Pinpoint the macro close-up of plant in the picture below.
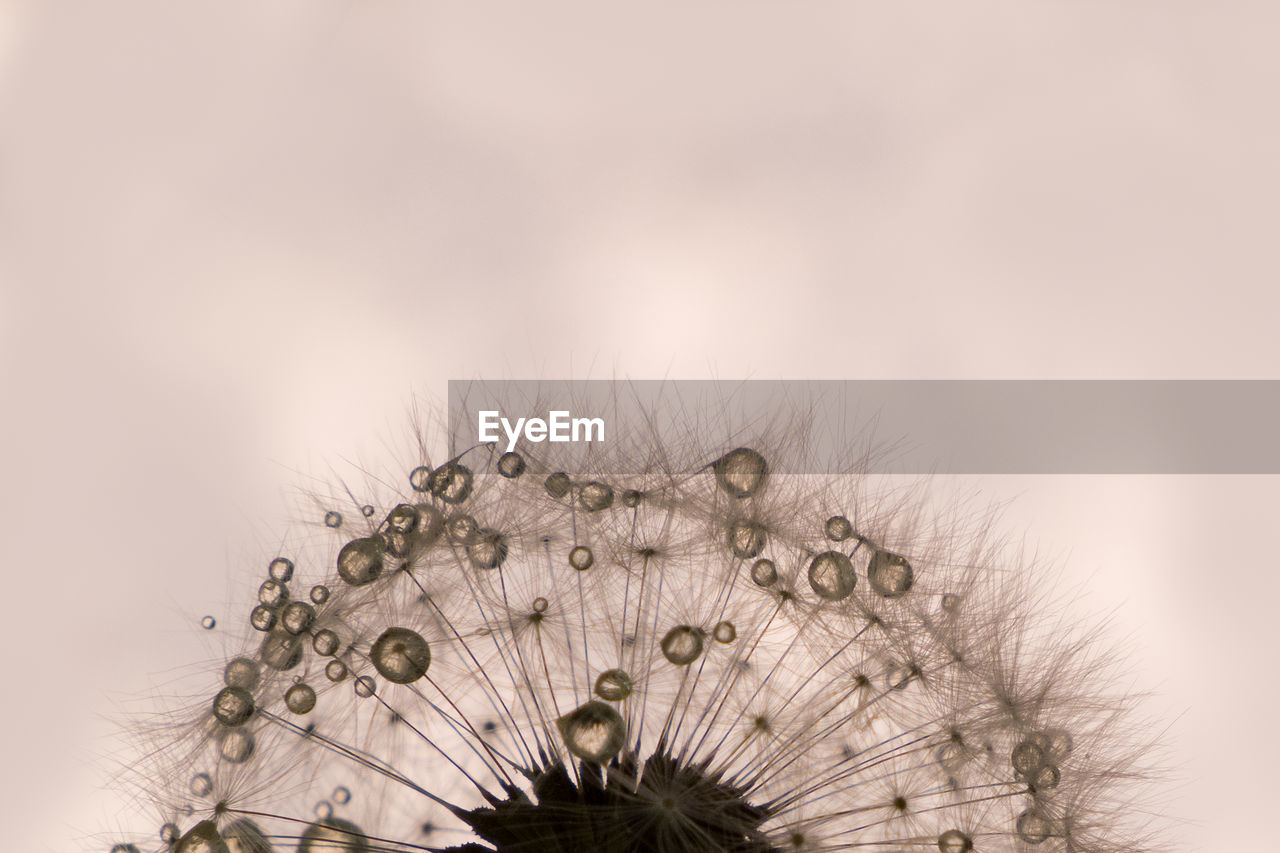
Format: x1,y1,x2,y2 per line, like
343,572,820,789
102,402,1162,853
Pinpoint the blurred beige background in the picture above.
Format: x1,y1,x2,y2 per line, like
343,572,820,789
2,1,1276,849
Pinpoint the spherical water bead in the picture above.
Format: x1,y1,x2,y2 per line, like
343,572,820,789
1030,763,1061,790
224,657,260,689
285,683,317,714
259,629,303,671
713,621,737,643
532,596,549,613
315,801,333,819
110,845,141,853
1044,728,1074,762
325,659,348,682
332,785,351,805
867,549,914,598
621,489,643,508
885,661,915,690
160,823,179,843
568,545,594,571
824,515,853,541
188,772,212,797
323,511,343,529
466,529,508,569
218,728,255,763
558,700,626,764
446,514,480,544
940,593,962,614
310,584,330,604
594,668,634,701
1011,739,1047,776
712,447,767,498
337,537,385,586
268,557,294,582
212,686,254,726
750,558,777,587
579,481,614,511
281,601,315,634
544,471,571,499
661,625,704,665
313,628,340,656
249,605,276,632
371,627,431,683
354,675,377,697
727,519,768,559
1016,809,1052,844
200,615,216,630
222,820,271,853
807,551,856,601
361,504,375,517
257,579,288,607
497,451,526,478
428,462,474,504
174,821,225,853
298,818,370,853
937,829,973,852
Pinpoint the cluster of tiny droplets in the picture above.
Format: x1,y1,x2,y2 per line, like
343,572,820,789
110,430,1154,853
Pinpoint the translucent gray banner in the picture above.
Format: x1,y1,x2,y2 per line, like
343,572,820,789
447,380,1280,474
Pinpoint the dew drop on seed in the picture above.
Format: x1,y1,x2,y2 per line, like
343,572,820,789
224,658,260,689
280,602,315,635
160,823,179,843
661,625,704,665
1011,739,1046,776
361,504,374,517
750,558,777,587
337,537,385,586
285,683,317,714
268,557,294,582
1030,763,1061,790
713,447,767,498
218,728,255,763
1044,728,1074,762
621,489,643,507
371,627,432,683
579,481,614,511
249,605,276,632
257,579,288,607
544,472,571,499
446,514,479,544
466,529,508,570
713,621,737,643
314,801,332,819
497,451,525,478
808,551,856,601
174,821,225,853
188,773,212,797
110,845,140,853
558,700,626,764
594,668,634,701
885,662,915,690
727,519,768,559
259,629,303,671
200,615,216,630
298,818,369,853
408,465,431,491
212,686,254,726
824,515,853,541
1016,810,1052,844
222,819,271,853
332,786,350,804
310,584,330,605
428,462,473,504
940,593,961,614
384,503,418,534
324,511,343,529
867,550,914,598
313,629,340,657
325,660,348,682
569,545,594,571
532,597,549,613
937,829,972,852
353,675,376,697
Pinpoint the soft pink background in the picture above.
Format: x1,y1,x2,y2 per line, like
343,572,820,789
2,2,1275,849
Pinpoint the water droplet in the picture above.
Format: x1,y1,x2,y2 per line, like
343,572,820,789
360,504,375,517
466,529,508,570
544,472,571,499
353,675,377,698
713,621,737,643
446,514,479,544
284,683,317,714
428,462,473,504
249,605,277,632
259,629,303,671
200,615,216,630
174,821,225,853
937,829,972,852
298,818,368,853
188,773,212,797
313,629,340,657
497,451,526,478
867,550,914,598
323,511,343,529
712,448,767,498
750,559,777,587
371,627,431,683
110,845,141,853
268,557,294,582
212,686,254,726
1044,728,1074,762
940,593,961,614
807,551,856,600
281,601,315,635
222,819,271,853
558,700,626,763
408,466,432,491
661,625,704,665
568,545,594,571
314,801,333,820
824,515,853,541
593,668,633,701
325,659,348,682
332,785,351,804
579,481,614,511
223,658,260,689
160,823,179,843
532,597,549,613
727,519,767,559
337,537,385,586
257,579,288,607
310,584,331,605
218,728,255,763
1015,810,1052,844
621,489,643,507
1011,739,1046,776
